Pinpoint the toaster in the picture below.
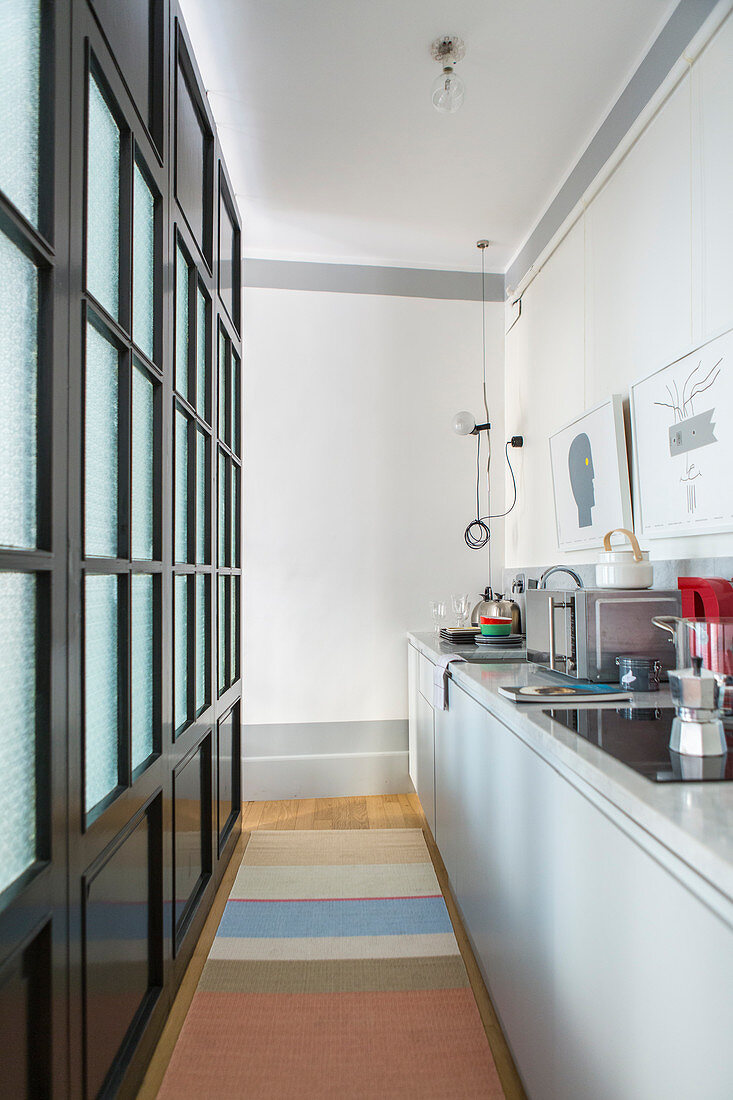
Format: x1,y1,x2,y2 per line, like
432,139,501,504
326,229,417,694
525,587,681,682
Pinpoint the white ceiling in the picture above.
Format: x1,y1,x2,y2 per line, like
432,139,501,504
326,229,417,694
180,0,678,271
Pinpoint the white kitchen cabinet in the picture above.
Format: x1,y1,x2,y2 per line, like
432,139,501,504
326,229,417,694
415,691,436,836
407,643,418,791
407,643,436,835
437,682,556,1095
433,687,466,895
417,650,433,702
435,677,733,1100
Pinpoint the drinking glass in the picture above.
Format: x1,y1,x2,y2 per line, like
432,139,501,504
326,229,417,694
431,600,446,636
451,593,470,627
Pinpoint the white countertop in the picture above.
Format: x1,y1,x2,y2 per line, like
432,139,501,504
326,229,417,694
409,631,526,662
408,631,733,915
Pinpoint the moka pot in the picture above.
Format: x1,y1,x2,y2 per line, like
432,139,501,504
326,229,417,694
667,656,728,757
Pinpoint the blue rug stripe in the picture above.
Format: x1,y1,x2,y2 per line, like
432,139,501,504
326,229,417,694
217,896,453,939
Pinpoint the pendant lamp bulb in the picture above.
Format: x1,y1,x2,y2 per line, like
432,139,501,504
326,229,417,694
430,36,466,113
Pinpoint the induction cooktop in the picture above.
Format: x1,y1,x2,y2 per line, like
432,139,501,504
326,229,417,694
544,706,733,783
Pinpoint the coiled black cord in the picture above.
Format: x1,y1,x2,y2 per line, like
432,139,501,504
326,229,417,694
463,437,518,550
464,519,491,549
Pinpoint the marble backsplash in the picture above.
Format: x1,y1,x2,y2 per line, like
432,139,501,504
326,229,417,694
494,558,733,641
501,557,733,596
495,559,733,640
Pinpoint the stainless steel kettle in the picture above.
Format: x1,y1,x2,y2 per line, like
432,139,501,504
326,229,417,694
471,587,521,633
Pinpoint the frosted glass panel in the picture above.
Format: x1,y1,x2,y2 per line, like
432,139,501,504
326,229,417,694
85,323,119,557
85,574,119,812
0,572,37,894
175,408,188,562
218,450,226,567
230,575,239,686
131,574,154,769
196,286,207,416
231,463,239,568
133,163,155,359
218,575,226,696
218,329,228,445
175,244,189,397
0,0,40,225
0,229,38,549
131,363,154,559
87,74,120,318
174,575,188,733
196,428,206,563
231,351,240,455
195,573,206,712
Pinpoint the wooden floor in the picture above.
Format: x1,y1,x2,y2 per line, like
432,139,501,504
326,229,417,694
137,794,526,1100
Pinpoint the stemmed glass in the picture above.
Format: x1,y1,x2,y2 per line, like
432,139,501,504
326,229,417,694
431,601,446,636
451,593,471,627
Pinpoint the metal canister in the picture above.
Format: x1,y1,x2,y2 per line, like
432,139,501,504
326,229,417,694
615,655,662,692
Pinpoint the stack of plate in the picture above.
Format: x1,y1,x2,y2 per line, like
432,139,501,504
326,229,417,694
440,626,480,643
474,632,524,647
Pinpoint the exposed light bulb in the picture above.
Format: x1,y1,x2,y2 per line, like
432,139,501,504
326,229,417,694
452,411,476,436
432,66,465,113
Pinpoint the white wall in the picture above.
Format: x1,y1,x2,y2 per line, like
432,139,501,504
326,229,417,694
244,288,504,728
505,7,733,567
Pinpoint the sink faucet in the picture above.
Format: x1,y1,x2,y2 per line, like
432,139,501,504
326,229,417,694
539,565,584,589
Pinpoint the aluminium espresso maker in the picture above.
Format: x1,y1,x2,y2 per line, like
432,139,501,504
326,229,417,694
667,656,728,757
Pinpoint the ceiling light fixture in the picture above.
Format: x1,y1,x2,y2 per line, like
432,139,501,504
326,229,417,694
430,35,466,114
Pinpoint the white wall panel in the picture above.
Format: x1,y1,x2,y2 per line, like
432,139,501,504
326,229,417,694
506,35,733,567
693,11,733,343
505,219,586,566
585,74,692,405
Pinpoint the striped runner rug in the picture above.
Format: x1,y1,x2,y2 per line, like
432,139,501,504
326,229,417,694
158,829,504,1098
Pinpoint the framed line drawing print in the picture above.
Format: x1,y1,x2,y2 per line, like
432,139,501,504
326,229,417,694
631,327,733,538
549,395,633,551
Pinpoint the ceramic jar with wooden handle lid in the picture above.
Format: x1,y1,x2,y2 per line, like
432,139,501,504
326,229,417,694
596,528,654,589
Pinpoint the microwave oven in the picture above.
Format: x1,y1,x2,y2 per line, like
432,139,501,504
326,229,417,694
525,587,681,682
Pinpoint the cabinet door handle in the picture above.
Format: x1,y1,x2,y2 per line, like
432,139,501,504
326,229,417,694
548,598,568,671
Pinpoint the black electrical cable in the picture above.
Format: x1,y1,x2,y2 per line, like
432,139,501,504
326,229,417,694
463,438,518,550
464,518,490,550
464,431,490,548
484,441,518,521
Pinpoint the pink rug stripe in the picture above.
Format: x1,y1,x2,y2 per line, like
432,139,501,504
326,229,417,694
158,989,504,1099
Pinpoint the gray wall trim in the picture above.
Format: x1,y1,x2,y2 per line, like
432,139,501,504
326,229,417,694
242,749,411,800
244,258,505,302
243,721,411,798
505,0,719,293
246,750,407,764
244,719,408,759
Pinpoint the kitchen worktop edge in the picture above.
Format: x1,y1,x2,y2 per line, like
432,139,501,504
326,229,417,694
408,631,733,914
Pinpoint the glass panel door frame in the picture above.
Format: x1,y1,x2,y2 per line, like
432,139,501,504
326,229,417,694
66,8,171,1097
0,0,71,1094
168,12,242,997
0,0,244,1094
67,2,243,1095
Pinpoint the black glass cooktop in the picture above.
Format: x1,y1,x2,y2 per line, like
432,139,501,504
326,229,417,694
544,706,733,783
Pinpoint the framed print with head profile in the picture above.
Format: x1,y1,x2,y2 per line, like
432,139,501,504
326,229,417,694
549,395,633,551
